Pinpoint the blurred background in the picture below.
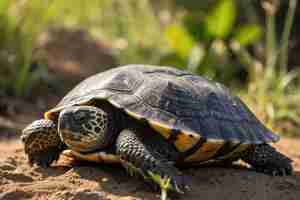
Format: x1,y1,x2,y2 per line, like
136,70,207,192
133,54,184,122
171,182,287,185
0,0,300,138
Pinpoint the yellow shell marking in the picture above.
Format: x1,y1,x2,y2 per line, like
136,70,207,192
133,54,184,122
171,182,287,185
125,109,201,151
45,100,98,120
44,109,60,120
185,140,225,162
124,110,143,120
124,110,170,139
174,131,200,152
148,121,172,139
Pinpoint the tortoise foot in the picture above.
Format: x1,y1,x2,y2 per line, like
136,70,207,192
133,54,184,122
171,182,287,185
242,144,293,176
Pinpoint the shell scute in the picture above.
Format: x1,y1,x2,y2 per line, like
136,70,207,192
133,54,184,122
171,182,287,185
45,65,279,160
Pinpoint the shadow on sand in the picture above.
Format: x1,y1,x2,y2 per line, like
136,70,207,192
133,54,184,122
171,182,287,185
40,159,300,200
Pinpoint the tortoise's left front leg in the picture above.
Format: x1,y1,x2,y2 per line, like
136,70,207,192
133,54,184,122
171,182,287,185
241,144,293,176
116,127,188,198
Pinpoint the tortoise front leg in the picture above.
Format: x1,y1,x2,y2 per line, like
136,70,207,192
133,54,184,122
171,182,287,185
116,127,188,200
241,144,293,176
21,119,66,167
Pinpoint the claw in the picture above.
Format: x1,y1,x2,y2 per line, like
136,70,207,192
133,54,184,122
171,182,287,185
171,179,184,194
184,184,191,191
161,188,168,200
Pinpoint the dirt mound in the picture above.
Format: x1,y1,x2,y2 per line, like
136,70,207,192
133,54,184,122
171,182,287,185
0,138,299,200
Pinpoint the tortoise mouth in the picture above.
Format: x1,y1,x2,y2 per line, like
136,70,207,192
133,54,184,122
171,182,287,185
58,128,103,153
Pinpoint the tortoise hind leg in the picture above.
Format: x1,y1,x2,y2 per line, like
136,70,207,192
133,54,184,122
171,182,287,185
116,127,187,198
241,144,293,176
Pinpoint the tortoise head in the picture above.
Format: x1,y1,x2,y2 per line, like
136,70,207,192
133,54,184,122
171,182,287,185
58,105,113,152
21,119,65,167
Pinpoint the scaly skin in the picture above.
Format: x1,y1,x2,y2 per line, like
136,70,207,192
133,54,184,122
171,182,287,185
241,144,293,176
21,104,121,166
21,103,293,200
21,119,65,167
116,127,187,194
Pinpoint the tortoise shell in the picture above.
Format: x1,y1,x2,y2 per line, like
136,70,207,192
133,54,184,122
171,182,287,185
45,65,279,162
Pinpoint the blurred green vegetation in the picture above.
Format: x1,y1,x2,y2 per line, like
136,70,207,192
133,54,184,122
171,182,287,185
162,0,266,82
0,0,165,96
0,0,299,136
0,0,51,96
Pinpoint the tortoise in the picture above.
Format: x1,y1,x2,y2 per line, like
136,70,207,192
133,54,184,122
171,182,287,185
21,64,292,199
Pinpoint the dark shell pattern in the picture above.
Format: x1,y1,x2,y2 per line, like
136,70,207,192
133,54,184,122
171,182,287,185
45,65,279,161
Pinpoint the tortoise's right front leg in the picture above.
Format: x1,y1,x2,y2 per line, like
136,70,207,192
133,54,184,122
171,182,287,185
116,127,188,199
21,119,66,167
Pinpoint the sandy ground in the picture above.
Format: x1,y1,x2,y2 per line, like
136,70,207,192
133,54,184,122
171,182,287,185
0,138,299,200
1,27,299,200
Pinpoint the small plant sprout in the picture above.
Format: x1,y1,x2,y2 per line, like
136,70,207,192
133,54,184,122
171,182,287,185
148,171,174,200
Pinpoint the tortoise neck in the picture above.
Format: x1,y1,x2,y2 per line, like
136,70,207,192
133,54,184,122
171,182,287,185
113,107,129,130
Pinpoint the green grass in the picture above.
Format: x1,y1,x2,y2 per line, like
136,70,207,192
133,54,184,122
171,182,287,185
239,0,300,136
0,0,58,96
242,64,300,136
0,0,165,97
